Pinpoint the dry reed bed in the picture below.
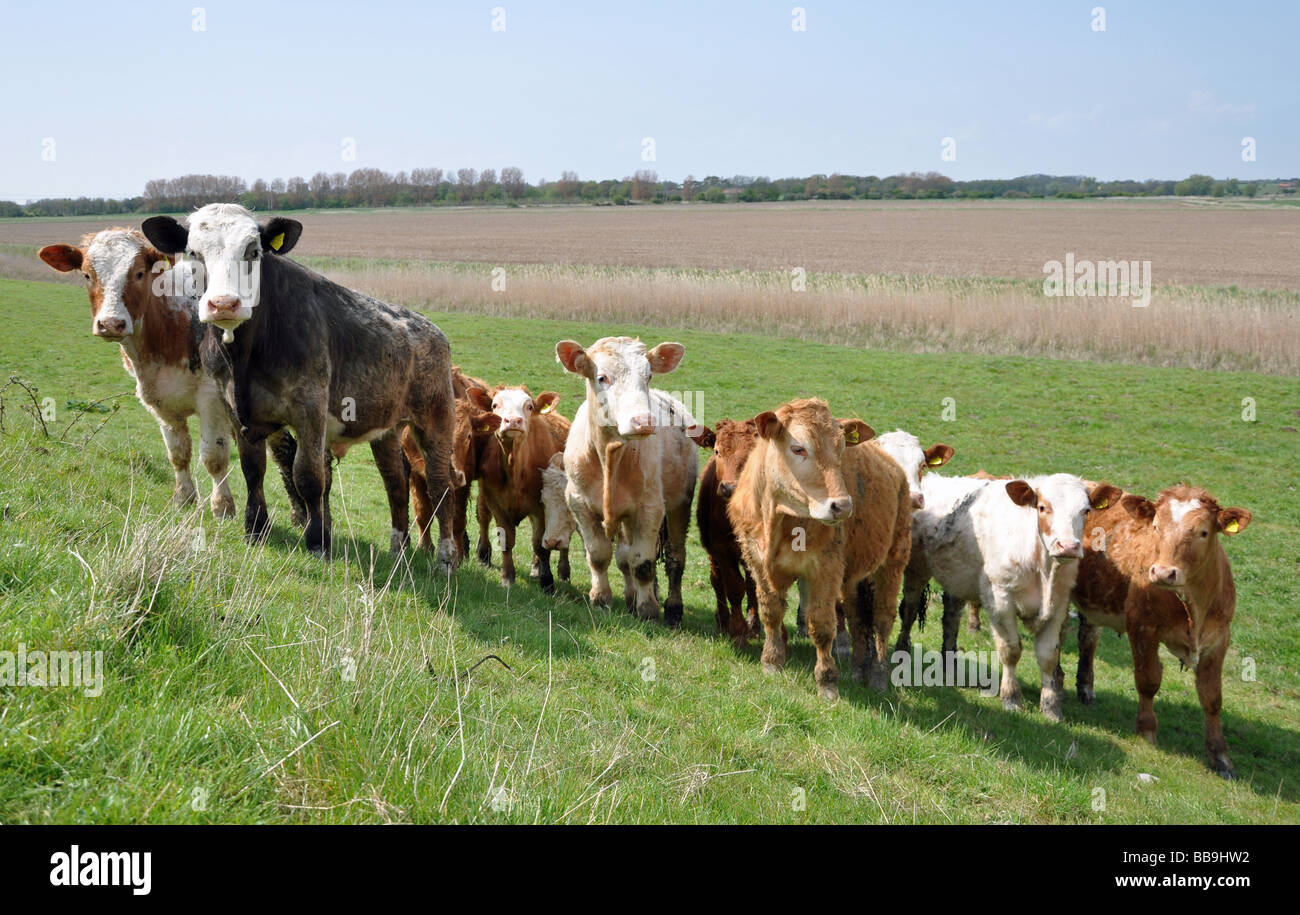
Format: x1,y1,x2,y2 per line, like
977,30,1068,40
312,259,1300,375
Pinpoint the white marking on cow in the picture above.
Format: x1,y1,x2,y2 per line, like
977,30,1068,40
1169,499,1201,524
85,232,143,335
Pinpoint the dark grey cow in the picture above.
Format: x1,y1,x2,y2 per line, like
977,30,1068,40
142,204,457,566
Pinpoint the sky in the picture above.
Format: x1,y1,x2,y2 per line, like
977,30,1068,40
1,0,1295,201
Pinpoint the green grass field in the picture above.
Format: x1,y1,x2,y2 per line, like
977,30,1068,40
0,276,1296,823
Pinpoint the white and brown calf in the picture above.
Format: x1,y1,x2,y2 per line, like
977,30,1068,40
40,229,239,517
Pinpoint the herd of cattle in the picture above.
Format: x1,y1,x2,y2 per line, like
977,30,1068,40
38,204,1252,779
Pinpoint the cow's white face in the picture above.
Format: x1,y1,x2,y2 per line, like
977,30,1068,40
873,430,954,510
1006,474,1117,560
141,205,300,336
555,337,683,439
468,387,560,443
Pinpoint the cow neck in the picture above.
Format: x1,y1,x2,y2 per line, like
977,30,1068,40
215,257,280,432
1175,544,1225,651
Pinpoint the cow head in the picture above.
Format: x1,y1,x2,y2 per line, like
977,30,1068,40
1122,485,1251,589
540,453,578,550
709,418,760,499
468,385,560,450
873,429,954,510
451,399,499,485
39,229,172,341
142,204,301,334
749,398,872,524
1005,475,1122,561
556,337,683,439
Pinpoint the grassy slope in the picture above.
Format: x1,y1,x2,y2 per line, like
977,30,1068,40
0,276,1296,824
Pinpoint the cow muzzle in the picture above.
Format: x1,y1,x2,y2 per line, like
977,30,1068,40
93,315,129,340
623,413,655,438
910,492,925,510
1051,538,1083,559
813,496,853,523
718,481,736,498
1149,564,1185,588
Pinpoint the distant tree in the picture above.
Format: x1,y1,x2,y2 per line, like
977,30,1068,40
557,170,581,198
1175,174,1214,196
455,168,477,202
501,166,525,199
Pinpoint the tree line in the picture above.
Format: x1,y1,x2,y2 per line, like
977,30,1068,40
2,169,1293,218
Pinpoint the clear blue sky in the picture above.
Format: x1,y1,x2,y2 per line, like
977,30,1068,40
1,0,1294,200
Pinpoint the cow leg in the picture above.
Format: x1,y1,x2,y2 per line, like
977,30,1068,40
268,428,307,527
626,517,661,622
895,573,925,655
159,420,198,508
1129,628,1163,745
662,503,689,628
757,583,790,674
808,567,844,701
795,578,811,637
412,427,456,573
572,505,612,606
529,514,554,593
474,491,492,566
867,566,902,691
558,547,571,582
834,596,852,660
984,590,1023,710
967,603,982,632
498,518,518,587
451,480,470,560
407,454,433,552
235,429,270,543
195,390,236,519
725,560,750,646
291,418,331,558
1076,613,1100,705
708,556,730,633
1195,643,1234,778
615,541,634,611
1033,610,1069,722
744,571,761,637
848,580,874,684
940,591,964,679
370,433,411,553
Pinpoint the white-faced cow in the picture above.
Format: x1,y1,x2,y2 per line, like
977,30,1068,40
555,337,703,625
1071,484,1251,777
727,399,912,700
39,228,302,522
142,205,456,565
914,472,1121,719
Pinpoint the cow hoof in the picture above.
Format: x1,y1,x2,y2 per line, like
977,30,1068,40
501,576,515,589
1001,695,1022,712
309,547,330,561
390,530,410,553
290,508,308,527
761,661,783,675
664,601,683,628
589,590,611,609
539,577,555,595
1041,702,1064,723
476,545,492,567
894,637,912,655
212,498,237,520
851,663,869,684
818,684,841,702
832,632,851,659
1078,686,1096,705
172,489,198,508
796,623,809,639
868,665,889,692
1213,759,1237,780
1139,730,1158,746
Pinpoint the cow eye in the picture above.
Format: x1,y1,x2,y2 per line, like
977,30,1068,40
82,273,89,281
1200,530,1209,538
526,402,534,411
135,270,144,280
597,374,609,386
791,444,806,456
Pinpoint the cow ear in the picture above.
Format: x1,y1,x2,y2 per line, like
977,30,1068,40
1216,506,1251,535
534,391,561,414
925,443,954,467
1088,483,1123,512
548,452,565,470
1005,480,1036,507
1120,493,1156,522
688,424,715,448
38,244,83,272
467,387,494,411
472,411,501,434
754,411,782,439
646,342,684,375
555,340,590,376
141,216,189,255
260,217,302,254
840,419,875,446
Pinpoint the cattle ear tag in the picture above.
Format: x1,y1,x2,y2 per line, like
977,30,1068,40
475,422,491,433
270,232,285,251
927,456,944,466
539,403,554,414
1096,497,1109,510
844,428,859,444
1225,520,1239,533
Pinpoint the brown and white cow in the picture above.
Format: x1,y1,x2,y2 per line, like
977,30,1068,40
728,398,912,699
464,384,571,591
556,337,702,625
39,229,302,521
697,418,762,645
540,453,579,554
1071,484,1251,777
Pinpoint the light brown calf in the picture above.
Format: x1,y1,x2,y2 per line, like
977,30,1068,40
1071,484,1251,777
728,398,912,699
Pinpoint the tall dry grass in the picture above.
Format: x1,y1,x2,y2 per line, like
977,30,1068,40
307,258,1300,375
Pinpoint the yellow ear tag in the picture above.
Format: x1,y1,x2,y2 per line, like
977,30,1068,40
539,403,554,414
270,232,285,251
844,428,859,444
475,422,491,433
928,456,944,466
1225,520,1239,533
1096,498,1109,510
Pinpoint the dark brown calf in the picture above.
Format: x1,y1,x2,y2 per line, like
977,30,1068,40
697,419,761,645
1072,484,1251,777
